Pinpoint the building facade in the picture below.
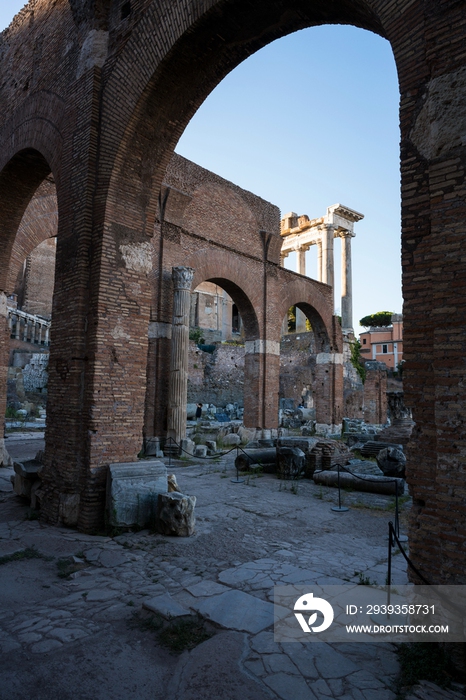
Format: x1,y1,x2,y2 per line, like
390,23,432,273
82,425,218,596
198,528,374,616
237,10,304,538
359,314,403,370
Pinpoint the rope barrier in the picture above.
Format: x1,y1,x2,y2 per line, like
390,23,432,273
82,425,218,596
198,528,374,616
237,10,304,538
388,521,430,585
164,436,240,460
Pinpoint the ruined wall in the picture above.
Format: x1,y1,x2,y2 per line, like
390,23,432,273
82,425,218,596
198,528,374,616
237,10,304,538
187,341,244,406
145,153,339,438
280,332,316,408
342,339,364,420
362,362,388,425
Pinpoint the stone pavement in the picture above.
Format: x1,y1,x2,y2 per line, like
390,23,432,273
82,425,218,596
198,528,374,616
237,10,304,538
0,440,458,700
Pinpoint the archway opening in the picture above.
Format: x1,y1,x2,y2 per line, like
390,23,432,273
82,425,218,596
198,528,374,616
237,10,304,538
187,277,259,425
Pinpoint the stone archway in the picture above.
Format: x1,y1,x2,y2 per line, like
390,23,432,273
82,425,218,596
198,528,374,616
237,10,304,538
2,1,465,581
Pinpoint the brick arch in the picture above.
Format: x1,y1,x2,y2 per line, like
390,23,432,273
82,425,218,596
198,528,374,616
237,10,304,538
102,0,396,252
0,149,53,292
0,91,65,183
7,178,58,293
189,250,263,341
275,275,338,353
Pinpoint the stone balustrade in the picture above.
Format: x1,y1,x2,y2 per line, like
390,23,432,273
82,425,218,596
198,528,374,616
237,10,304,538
7,307,51,347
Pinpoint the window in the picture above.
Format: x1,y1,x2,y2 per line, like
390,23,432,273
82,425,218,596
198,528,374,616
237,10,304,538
362,338,366,345
382,344,388,353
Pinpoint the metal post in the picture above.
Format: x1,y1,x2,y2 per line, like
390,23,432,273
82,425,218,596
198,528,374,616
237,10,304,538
387,522,393,610
331,463,349,512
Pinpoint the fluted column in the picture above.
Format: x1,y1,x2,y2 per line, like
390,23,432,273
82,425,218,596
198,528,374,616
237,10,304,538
167,266,194,444
14,314,20,340
341,233,353,331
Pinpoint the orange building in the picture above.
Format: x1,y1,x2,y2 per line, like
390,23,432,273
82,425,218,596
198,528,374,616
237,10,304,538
359,314,403,370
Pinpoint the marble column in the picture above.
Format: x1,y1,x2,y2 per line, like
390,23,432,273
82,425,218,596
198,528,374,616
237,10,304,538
296,247,306,276
341,233,353,331
317,240,323,282
295,247,307,332
167,266,194,445
321,225,334,288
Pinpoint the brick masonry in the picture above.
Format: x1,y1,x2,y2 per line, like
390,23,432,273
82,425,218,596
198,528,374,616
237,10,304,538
0,0,464,586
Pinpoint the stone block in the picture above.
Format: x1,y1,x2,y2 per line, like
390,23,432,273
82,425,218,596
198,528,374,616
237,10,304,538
277,437,319,453
376,447,406,478
277,447,305,480
59,493,80,527
180,438,195,456
145,437,164,458
107,461,168,528
143,593,191,619
186,403,197,419
237,426,256,443
168,474,180,492
0,439,12,468
222,433,240,446
12,460,42,499
156,492,196,536
194,445,207,457
205,440,217,452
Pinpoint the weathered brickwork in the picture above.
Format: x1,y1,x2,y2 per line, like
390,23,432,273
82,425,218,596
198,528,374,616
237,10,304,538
0,0,464,585
143,154,339,438
187,342,245,407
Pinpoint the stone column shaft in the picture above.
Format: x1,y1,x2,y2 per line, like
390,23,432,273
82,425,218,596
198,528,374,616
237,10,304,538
295,247,307,331
341,234,353,331
167,266,194,444
317,240,323,282
321,226,335,298
296,247,306,276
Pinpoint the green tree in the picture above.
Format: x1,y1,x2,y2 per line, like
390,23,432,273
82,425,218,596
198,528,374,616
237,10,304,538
359,311,393,328
350,339,366,383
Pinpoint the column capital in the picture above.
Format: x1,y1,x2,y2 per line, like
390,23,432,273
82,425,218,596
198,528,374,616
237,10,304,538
172,266,194,291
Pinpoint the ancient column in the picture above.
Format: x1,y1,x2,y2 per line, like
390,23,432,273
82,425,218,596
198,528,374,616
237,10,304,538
321,225,334,287
317,240,323,282
341,233,353,331
296,247,306,276
167,266,194,446
295,247,307,332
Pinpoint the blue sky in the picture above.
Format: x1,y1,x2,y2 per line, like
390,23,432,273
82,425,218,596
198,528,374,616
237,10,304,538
2,6,402,337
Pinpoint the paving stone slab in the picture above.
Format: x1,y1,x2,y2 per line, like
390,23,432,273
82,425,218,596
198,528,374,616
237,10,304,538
47,627,90,643
30,639,63,654
264,672,318,700
313,645,359,678
99,550,131,568
192,589,276,634
167,631,271,700
84,589,121,602
186,580,230,597
250,630,280,654
143,594,191,619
